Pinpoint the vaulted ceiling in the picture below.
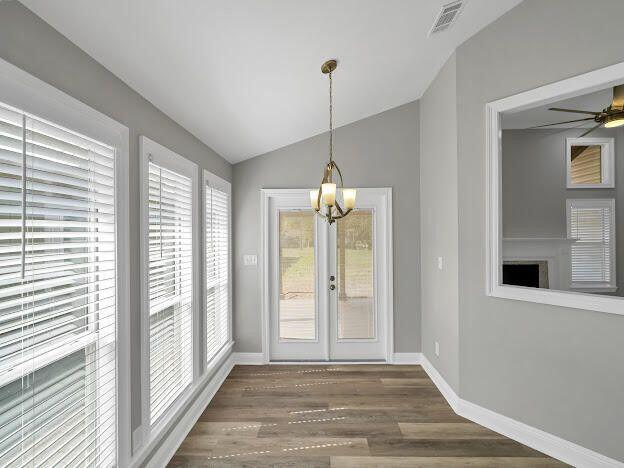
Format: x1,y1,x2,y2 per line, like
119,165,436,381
22,0,521,163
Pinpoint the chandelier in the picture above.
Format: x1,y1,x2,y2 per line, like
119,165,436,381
310,59,356,224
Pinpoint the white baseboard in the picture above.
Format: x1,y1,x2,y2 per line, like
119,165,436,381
459,398,622,468
141,351,235,468
234,352,266,365
420,354,623,468
419,354,459,411
392,352,422,364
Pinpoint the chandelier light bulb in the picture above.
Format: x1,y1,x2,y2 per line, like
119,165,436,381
310,190,320,210
343,189,356,210
321,183,336,206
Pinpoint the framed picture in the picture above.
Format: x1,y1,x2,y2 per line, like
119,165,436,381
566,137,614,189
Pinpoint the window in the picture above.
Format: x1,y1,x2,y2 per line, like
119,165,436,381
566,138,614,189
0,102,118,466
141,137,197,428
567,199,616,291
204,171,230,362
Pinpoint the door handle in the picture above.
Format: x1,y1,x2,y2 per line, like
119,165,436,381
329,284,335,291
329,275,335,282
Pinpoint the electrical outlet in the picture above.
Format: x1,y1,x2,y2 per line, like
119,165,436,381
435,341,440,357
437,257,443,270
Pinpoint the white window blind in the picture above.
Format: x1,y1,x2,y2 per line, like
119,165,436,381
567,199,616,288
205,177,229,362
0,102,116,466
147,160,193,425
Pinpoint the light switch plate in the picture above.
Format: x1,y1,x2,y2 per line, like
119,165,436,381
437,257,443,270
243,254,257,266
435,341,440,357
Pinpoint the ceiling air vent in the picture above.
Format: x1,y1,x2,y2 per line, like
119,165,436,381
429,0,465,35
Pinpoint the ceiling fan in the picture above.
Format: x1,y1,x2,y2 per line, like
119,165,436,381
531,84,624,136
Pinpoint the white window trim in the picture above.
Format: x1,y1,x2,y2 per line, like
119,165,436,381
566,198,616,292
486,60,624,317
139,136,200,448
203,170,234,362
565,137,614,189
0,57,131,466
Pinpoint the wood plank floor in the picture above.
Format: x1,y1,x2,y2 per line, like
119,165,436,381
167,365,568,467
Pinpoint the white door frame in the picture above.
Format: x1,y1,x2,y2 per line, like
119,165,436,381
260,188,394,363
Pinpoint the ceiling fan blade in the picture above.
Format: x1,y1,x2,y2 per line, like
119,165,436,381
579,123,602,138
529,117,595,128
548,107,600,115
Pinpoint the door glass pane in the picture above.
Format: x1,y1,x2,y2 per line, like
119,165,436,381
279,211,315,340
337,209,374,339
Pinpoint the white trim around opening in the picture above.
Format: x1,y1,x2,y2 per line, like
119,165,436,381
260,188,394,363
485,60,624,316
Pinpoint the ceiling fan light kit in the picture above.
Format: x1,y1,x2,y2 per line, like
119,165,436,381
311,59,356,224
604,113,624,128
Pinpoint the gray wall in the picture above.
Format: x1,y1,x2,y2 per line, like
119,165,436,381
0,0,232,443
419,53,459,390
502,128,624,296
455,0,624,461
233,101,420,353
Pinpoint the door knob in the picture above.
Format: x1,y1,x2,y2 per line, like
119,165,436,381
329,284,335,290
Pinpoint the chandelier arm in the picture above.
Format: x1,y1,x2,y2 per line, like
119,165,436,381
334,201,345,216
316,182,323,209
314,208,327,219
333,161,345,189
340,208,353,218
315,207,352,224
330,208,353,221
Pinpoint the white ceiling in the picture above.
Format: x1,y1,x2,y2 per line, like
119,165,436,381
22,0,522,163
502,88,617,129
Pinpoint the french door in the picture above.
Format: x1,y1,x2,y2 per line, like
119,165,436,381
265,189,391,361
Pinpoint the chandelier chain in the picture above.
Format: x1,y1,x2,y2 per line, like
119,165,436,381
329,71,333,163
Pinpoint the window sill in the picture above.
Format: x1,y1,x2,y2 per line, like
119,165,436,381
570,285,618,293
134,341,234,464
488,284,624,317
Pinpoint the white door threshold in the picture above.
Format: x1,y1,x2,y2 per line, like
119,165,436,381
233,352,424,365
